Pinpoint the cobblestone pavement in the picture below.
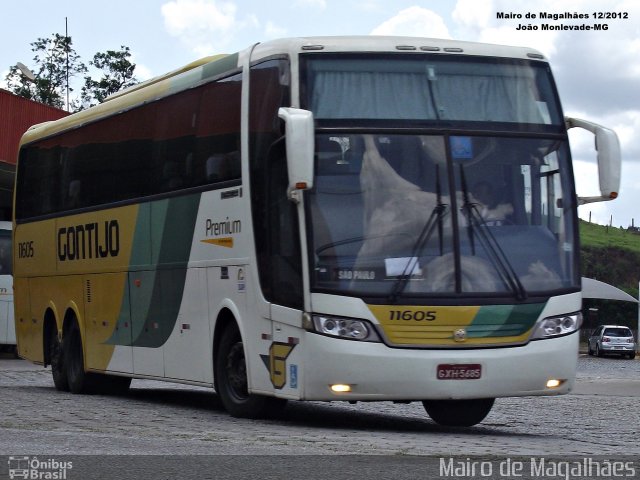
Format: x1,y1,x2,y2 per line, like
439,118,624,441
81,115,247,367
0,355,638,457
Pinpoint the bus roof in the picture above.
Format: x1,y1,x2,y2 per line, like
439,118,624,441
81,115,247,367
104,55,225,102
249,36,547,63
19,36,546,147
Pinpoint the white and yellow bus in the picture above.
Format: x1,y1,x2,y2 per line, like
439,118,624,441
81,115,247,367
13,36,620,426
0,221,14,352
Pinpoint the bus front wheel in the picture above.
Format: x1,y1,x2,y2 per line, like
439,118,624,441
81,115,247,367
215,323,286,419
422,398,495,427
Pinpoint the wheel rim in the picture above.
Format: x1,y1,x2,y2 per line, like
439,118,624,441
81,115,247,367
225,341,249,401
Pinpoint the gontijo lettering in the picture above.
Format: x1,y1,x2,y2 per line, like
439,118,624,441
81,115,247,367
58,220,120,261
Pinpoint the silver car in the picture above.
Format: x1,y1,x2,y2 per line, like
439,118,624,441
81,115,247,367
588,325,636,359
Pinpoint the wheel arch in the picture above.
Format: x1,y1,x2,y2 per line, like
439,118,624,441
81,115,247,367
62,302,83,336
60,303,85,363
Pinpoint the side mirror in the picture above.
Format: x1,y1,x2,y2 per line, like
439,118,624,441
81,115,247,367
278,107,315,201
566,117,621,205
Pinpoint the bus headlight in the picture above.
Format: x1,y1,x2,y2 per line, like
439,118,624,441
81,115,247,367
531,312,582,340
311,315,381,342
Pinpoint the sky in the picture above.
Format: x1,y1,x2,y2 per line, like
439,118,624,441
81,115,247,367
2,0,638,227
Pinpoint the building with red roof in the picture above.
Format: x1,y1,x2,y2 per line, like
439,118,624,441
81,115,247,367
0,89,68,220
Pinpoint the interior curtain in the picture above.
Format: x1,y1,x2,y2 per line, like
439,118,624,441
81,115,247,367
311,71,543,123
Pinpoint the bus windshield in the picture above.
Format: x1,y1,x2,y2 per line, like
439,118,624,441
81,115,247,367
304,55,577,299
308,133,578,299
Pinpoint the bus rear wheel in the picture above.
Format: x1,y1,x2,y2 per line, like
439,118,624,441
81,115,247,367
64,321,98,394
62,319,131,395
215,323,286,419
48,326,69,392
422,398,495,427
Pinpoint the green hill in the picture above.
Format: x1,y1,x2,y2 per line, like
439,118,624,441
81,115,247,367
579,220,639,329
580,220,640,254
580,220,640,294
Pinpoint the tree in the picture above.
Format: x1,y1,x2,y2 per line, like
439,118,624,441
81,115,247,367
5,35,139,112
5,33,87,110
78,46,138,109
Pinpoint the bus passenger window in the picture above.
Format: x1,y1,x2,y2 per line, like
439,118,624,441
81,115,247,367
66,180,82,209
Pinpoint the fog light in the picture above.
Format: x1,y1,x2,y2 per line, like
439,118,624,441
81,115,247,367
330,384,352,393
546,379,564,389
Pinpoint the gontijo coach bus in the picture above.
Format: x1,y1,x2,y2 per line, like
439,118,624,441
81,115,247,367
13,36,620,426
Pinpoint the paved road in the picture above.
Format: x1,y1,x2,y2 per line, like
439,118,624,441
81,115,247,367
0,355,638,479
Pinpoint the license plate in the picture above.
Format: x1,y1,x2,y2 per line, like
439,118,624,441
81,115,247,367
437,363,482,380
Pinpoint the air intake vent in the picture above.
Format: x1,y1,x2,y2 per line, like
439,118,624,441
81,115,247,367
86,279,92,303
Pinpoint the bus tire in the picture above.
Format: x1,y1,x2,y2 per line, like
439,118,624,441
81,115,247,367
422,398,495,427
64,321,97,394
215,323,286,419
48,327,69,392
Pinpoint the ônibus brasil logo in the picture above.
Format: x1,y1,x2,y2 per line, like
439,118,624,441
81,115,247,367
8,456,73,479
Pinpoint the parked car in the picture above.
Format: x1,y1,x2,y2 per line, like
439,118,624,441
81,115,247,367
588,325,636,359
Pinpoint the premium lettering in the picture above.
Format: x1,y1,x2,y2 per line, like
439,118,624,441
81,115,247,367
58,220,120,261
205,217,241,236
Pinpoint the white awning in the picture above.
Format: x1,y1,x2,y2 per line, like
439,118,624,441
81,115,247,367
581,277,638,303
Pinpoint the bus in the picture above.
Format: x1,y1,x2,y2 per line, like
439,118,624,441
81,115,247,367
0,221,14,352
13,36,620,427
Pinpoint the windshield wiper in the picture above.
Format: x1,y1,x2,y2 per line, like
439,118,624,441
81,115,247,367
459,166,527,301
389,165,448,303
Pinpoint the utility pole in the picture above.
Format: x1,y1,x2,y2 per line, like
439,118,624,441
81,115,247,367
65,17,70,112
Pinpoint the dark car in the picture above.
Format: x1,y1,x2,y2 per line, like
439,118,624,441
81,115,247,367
588,325,636,359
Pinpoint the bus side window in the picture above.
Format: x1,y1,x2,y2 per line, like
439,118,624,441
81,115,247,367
0,231,12,274
196,72,242,187
249,58,302,309
67,180,82,209
267,144,303,306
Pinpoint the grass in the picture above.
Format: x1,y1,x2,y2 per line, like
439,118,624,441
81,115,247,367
579,220,640,254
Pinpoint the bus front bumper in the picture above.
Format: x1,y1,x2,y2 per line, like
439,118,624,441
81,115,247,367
300,332,578,401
